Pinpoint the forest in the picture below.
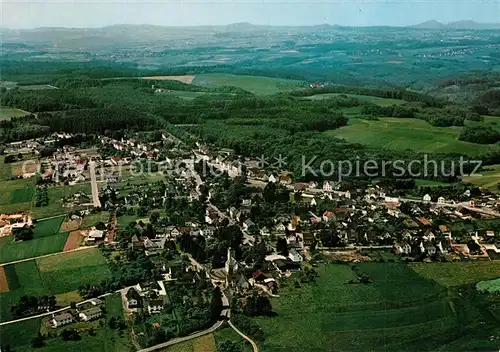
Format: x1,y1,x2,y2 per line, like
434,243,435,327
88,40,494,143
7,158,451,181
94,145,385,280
1,68,499,183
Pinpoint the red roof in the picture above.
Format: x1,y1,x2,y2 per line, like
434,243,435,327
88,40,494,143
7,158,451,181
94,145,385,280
418,217,431,226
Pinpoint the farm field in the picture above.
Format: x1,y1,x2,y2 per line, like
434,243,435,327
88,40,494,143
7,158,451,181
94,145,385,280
0,178,35,213
36,248,110,295
463,164,500,193
18,84,58,90
0,260,48,321
0,106,29,120
0,248,110,322
166,333,216,352
32,215,65,238
0,156,12,181
305,93,404,106
0,293,130,352
410,261,500,287
325,118,500,155
192,73,303,95
251,263,486,352
0,232,69,264
142,75,195,84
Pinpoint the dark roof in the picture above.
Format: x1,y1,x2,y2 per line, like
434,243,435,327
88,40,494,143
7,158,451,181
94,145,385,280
126,287,142,301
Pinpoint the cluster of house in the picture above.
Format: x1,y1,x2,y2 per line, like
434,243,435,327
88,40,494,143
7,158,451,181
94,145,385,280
100,135,172,160
124,282,167,315
51,299,103,328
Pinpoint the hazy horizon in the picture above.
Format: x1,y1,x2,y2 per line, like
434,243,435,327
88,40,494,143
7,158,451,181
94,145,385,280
2,0,499,29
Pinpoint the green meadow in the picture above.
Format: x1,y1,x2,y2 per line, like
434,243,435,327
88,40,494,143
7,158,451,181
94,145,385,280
305,93,404,106
252,263,496,352
0,249,110,322
192,73,303,95
326,118,500,155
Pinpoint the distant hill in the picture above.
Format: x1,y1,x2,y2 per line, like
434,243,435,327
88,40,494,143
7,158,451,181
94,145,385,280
1,21,499,50
411,20,500,30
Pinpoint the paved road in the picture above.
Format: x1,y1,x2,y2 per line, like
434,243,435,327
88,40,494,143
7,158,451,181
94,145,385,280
88,161,101,208
228,320,259,352
0,245,97,266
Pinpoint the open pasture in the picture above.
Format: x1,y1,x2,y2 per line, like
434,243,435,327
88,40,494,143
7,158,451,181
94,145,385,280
305,92,404,106
36,248,110,295
33,215,65,238
0,178,35,213
251,263,470,352
0,106,29,120
326,118,500,155
0,260,48,322
0,293,129,351
166,334,217,352
0,156,12,181
142,75,195,83
0,232,69,264
0,249,109,322
463,163,500,193
192,73,303,95
410,261,500,287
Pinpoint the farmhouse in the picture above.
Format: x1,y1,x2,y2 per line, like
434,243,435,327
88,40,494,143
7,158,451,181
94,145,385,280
52,313,73,328
86,229,105,243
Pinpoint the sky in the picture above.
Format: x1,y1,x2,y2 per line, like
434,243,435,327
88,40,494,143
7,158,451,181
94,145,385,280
1,0,499,29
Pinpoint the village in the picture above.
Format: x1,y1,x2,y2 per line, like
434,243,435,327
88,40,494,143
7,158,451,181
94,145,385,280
1,128,500,350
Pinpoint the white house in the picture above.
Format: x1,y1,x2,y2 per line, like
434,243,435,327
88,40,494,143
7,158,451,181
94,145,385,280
323,181,333,193
147,300,164,314
79,307,102,322
437,196,446,205
268,174,277,183
52,313,73,327
423,194,431,202
288,248,303,262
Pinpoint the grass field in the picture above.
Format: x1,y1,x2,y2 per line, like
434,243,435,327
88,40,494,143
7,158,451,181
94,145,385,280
33,216,65,238
166,334,216,352
36,248,110,295
0,178,35,213
305,93,404,106
326,118,500,155
251,263,483,352
0,293,130,351
214,327,252,352
463,164,500,193
192,73,303,95
0,106,29,120
0,249,109,322
0,232,69,264
0,260,48,321
0,156,12,181
410,261,500,287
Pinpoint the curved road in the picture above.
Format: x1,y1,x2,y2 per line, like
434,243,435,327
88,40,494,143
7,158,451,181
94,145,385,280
228,320,259,352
